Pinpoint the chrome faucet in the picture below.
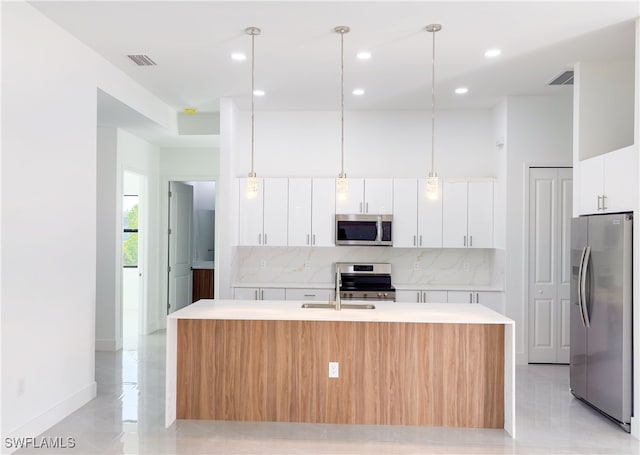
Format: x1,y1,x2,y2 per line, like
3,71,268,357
335,267,342,311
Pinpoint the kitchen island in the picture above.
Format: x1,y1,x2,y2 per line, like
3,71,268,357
165,300,515,437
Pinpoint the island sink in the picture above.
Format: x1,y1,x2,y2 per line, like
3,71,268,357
301,302,376,310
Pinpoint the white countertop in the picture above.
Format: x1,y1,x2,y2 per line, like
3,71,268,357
192,261,215,270
169,299,514,325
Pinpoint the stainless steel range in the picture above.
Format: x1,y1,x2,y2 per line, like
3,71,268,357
336,263,396,301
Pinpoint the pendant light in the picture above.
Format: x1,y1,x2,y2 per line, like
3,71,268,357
245,26,261,199
426,24,441,200
335,25,350,201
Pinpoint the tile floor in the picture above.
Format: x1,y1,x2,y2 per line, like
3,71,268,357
21,330,640,454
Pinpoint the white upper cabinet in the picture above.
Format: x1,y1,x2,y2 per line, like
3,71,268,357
443,180,493,248
238,178,264,246
288,178,335,247
578,145,638,215
336,178,392,214
393,179,442,248
238,178,287,246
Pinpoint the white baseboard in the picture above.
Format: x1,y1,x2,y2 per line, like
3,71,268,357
631,416,639,439
95,338,117,351
2,382,96,454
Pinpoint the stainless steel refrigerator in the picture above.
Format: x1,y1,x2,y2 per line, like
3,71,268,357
570,212,632,431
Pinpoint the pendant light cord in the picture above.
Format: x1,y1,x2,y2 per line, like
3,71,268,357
251,31,255,175
340,29,345,176
430,27,436,176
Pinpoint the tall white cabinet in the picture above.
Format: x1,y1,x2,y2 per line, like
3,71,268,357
442,180,493,248
288,178,335,247
238,178,288,246
393,179,442,248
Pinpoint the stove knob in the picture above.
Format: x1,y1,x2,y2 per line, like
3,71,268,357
348,293,353,298
384,293,388,298
363,293,368,298
378,293,383,298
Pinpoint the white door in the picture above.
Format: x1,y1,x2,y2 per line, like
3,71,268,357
168,182,193,313
442,181,468,248
528,167,572,363
238,178,264,245
467,181,493,248
311,178,335,246
263,178,288,246
364,178,393,214
418,179,443,247
288,179,312,246
392,179,418,247
336,178,364,214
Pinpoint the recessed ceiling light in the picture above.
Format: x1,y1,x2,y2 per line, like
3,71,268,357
484,48,501,58
352,88,365,96
455,87,468,94
253,89,265,96
356,51,372,60
231,52,247,61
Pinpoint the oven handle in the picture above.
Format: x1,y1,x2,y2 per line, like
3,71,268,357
376,216,383,242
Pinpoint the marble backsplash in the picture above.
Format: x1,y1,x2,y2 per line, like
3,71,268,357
233,246,504,287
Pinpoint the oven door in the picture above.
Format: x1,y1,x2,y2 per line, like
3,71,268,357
335,214,392,246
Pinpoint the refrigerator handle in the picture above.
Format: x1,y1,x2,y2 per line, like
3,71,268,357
580,246,592,328
577,246,587,328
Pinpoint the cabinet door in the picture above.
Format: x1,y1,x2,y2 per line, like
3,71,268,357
476,291,504,314
238,178,264,245
604,145,638,213
579,156,604,215
395,290,422,303
422,290,448,303
364,178,393,214
447,291,475,304
311,178,336,246
335,178,364,214
260,288,286,300
442,181,468,248
418,179,443,248
288,179,312,246
234,287,259,300
286,288,333,301
263,178,288,246
467,181,493,248
393,179,418,247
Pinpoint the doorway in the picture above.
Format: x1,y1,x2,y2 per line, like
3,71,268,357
167,180,216,314
528,167,572,363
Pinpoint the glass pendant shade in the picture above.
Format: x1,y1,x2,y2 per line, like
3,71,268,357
426,172,439,200
336,173,348,201
246,172,258,200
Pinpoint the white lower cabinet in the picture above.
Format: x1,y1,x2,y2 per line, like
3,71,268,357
447,290,504,314
285,288,334,301
234,287,286,301
395,290,448,303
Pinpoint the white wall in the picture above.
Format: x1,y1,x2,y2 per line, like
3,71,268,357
234,110,496,178
503,95,573,364
1,2,174,441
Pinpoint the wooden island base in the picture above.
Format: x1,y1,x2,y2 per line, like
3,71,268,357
176,319,504,428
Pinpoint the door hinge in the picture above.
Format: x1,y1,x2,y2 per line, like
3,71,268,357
168,228,172,235
168,265,172,272
168,191,172,198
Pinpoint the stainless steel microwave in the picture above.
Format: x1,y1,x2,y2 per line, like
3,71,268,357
335,214,393,246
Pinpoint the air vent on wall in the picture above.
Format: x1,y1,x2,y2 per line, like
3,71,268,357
127,54,157,66
548,70,574,86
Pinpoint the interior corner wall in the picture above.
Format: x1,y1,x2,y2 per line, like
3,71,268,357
1,2,175,441
504,95,573,364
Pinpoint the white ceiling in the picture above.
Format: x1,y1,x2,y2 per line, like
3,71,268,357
29,1,638,142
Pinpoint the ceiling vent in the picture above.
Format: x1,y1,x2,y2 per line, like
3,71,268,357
127,54,157,66
548,70,574,86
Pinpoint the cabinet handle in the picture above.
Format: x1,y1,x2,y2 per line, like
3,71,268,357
264,233,268,245
463,236,467,247
470,235,473,247
312,234,316,245
307,234,310,245
597,195,602,211
261,290,264,300
423,291,427,303
258,234,262,244
413,235,417,246
360,202,363,213
469,293,473,303
304,294,316,297
366,202,369,213
476,292,480,304
602,195,607,211
417,292,421,303
255,290,258,300
420,235,423,246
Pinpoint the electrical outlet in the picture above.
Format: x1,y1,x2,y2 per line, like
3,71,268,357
328,362,339,378
260,260,267,269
